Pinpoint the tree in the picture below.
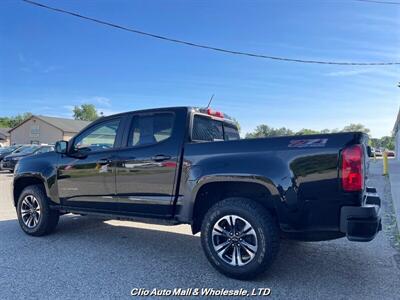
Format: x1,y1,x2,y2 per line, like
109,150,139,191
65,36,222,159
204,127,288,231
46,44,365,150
342,123,370,135
295,129,320,135
231,117,241,133
73,104,98,121
246,124,294,138
245,122,373,139
370,138,379,148
369,136,394,150
379,136,395,150
0,113,32,128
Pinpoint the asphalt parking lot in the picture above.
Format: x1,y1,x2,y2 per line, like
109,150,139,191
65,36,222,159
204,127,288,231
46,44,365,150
0,161,399,299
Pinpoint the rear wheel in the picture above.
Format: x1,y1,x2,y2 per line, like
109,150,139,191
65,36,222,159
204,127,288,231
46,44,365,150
17,184,59,236
201,197,279,280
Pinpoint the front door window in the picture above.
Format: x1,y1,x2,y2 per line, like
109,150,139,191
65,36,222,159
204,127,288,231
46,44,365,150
73,119,120,153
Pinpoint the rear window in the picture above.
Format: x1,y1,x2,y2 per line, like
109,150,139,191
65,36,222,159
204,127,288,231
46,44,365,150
192,115,240,142
224,124,240,141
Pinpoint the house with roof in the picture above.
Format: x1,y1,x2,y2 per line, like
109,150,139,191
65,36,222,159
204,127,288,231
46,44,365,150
0,128,11,147
9,115,91,145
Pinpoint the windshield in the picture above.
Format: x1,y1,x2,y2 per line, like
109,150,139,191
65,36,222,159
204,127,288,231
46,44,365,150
0,146,19,153
192,115,240,142
13,146,39,155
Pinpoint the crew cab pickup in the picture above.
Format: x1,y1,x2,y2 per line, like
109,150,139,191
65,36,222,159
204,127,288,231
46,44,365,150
12,107,381,279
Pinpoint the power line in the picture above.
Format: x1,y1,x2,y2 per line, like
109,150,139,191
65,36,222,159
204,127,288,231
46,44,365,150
354,0,400,5
21,0,400,66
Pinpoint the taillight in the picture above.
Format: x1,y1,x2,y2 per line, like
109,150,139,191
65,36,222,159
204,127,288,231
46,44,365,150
341,144,364,192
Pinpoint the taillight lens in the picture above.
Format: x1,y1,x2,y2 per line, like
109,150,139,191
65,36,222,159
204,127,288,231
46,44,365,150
341,144,364,192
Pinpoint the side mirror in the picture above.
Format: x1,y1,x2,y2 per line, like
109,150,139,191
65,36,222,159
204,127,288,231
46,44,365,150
55,140,68,154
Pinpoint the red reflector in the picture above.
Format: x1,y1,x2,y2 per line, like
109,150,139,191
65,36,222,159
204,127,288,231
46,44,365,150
341,144,364,192
161,161,177,168
206,108,224,118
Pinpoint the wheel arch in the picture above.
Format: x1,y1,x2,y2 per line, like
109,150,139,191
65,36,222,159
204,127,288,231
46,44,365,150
189,175,281,234
13,175,49,207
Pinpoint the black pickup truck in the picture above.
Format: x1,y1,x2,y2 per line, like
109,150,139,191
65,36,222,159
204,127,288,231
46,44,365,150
12,106,381,279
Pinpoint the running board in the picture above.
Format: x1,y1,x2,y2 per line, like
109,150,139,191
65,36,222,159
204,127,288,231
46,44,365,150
51,206,181,226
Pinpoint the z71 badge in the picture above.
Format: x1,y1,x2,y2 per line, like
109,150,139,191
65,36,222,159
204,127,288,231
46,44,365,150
288,138,328,148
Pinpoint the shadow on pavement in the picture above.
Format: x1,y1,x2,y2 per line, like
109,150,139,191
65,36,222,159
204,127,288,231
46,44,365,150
0,214,394,292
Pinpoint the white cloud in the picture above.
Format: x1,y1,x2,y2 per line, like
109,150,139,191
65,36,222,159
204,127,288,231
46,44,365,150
92,96,111,107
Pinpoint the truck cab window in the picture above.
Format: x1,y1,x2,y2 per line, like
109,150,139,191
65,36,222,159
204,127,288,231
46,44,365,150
74,119,121,152
192,115,239,142
129,113,174,147
192,115,223,141
224,124,240,140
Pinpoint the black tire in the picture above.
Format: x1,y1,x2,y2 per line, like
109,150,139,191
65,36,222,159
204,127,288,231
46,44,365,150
201,197,279,280
16,184,59,236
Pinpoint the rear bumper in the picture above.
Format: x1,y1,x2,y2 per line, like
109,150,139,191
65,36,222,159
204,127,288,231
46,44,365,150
340,187,381,242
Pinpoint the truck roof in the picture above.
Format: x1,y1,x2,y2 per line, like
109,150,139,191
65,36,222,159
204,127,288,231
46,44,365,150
97,106,236,123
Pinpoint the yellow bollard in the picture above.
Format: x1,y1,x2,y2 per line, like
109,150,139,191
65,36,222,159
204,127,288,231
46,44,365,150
383,151,388,175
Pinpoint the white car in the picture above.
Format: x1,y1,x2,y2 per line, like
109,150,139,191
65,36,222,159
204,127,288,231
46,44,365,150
373,148,383,157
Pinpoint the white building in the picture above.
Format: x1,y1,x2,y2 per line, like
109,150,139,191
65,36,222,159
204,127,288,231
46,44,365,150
394,108,400,160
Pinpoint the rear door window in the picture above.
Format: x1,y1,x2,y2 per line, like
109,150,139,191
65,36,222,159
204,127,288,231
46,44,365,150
129,113,174,147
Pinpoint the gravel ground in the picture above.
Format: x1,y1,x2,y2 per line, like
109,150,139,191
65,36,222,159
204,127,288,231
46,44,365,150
0,163,399,299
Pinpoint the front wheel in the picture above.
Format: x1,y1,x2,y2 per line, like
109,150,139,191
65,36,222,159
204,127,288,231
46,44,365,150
201,198,280,280
17,184,59,236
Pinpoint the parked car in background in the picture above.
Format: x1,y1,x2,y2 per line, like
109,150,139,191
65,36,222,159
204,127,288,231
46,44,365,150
373,148,383,157
1,145,54,172
0,145,24,169
386,150,395,157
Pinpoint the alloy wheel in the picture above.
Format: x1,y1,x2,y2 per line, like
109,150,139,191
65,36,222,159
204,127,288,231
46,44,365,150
211,215,258,266
21,195,41,229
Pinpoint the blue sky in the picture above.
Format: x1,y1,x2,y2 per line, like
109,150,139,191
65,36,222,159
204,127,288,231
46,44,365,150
0,0,399,138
